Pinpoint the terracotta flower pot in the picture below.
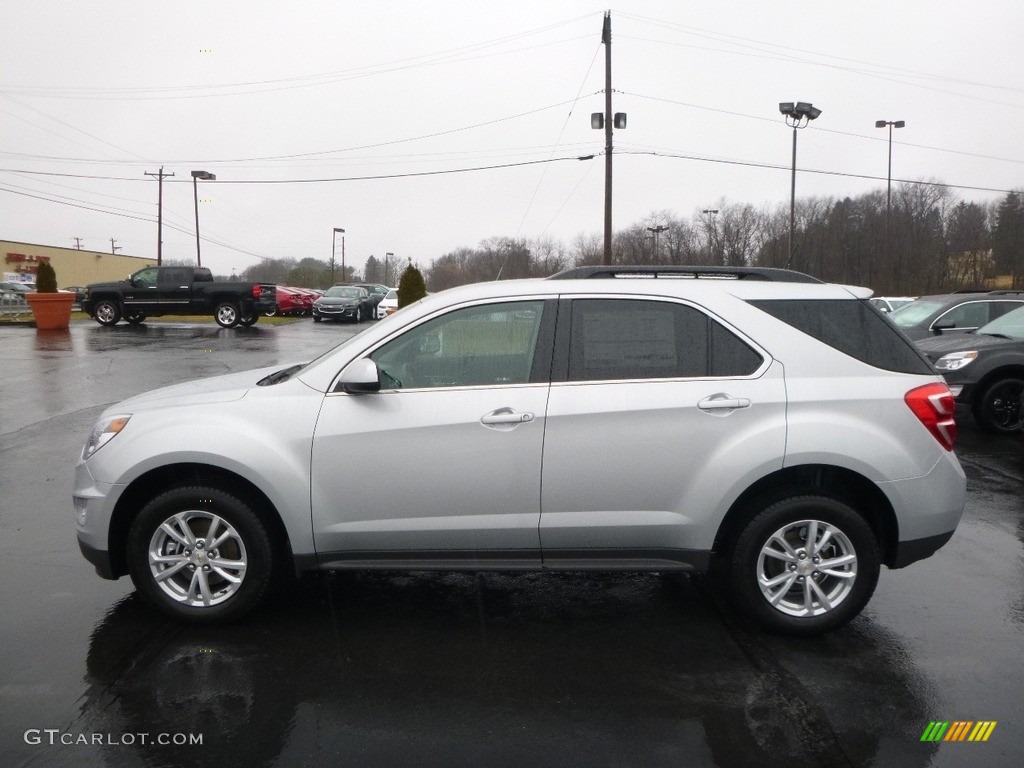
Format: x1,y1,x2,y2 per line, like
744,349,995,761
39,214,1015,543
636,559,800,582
26,292,76,330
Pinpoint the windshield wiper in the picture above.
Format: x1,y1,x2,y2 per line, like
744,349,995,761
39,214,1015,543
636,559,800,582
258,364,304,386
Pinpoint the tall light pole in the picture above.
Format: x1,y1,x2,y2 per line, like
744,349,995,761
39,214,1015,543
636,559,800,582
331,228,345,283
190,171,215,267
702,209,719,264
876,119,905,268
385,252,394,286
646,224,668,262
779,102,822,266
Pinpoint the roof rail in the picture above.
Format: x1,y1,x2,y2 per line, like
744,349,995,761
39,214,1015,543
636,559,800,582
987,290,1024,296
548,265,822,283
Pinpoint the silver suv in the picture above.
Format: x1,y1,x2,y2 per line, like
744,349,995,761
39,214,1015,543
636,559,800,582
74,266,965,635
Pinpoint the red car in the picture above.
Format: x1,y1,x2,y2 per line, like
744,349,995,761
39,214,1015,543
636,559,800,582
267,286,313,317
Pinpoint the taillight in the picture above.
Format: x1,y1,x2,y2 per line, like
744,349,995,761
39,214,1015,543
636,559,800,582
905,383,957,451
252,284,262,299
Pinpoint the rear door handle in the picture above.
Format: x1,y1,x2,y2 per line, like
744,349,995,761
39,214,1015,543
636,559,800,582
698,394,751,412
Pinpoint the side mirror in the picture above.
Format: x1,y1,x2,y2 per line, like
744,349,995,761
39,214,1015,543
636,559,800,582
338,358,381,394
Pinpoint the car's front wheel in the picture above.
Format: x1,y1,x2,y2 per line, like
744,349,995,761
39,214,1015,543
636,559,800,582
93,299,122,326
973,377,1023,434
729,495,880,635
126,485,274,622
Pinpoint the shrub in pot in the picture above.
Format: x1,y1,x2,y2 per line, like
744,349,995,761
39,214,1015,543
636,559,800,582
26,261,75,330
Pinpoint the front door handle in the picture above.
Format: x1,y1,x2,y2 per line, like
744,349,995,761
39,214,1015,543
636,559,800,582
481,408,535,426
698,393,751,412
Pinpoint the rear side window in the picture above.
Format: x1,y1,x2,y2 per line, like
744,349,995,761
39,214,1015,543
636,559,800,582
750,299,933,374
566,299,762,381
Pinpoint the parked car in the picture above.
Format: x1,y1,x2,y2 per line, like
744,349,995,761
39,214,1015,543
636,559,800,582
266,286,308,317
916,304,1024,434
74,265,965,635
61,286,88,307
377,288,399,318
352,283,389,317
869,296,915,314
312,285,374,323
887,291,1024,341
82,267,275,328
0,281,35,295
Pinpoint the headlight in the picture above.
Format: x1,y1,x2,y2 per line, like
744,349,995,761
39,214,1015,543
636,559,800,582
83,414,132,460
934,351,978,371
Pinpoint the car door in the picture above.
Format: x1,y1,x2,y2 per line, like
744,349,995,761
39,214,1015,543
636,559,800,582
157,267,193,309
539,297,787,568
310,298,555,567
121,267,160,311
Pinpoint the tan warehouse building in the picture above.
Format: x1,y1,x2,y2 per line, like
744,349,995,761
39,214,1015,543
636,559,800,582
2,239,156,288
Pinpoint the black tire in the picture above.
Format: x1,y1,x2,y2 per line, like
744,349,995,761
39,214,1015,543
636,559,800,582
215,302,240,328
264,305,278,317
93,299,122,326
239,311,258,327
729,495,880,636
354,306,363,324
126,485,274,623
125,311,146,325
313,315,322,323
972,377,1024,434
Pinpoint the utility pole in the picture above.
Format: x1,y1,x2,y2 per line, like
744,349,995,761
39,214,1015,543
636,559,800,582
385,252,394,286
602,11,613,265
72,237,83,250
144,167,174,265
109,238,121,255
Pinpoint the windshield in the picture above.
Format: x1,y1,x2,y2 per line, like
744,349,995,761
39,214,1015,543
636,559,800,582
976,306,1024,339
888,300,943,328
325,286,360,299
385,289,398,300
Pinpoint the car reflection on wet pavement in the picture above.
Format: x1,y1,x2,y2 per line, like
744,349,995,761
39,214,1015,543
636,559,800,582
1,321,1021,768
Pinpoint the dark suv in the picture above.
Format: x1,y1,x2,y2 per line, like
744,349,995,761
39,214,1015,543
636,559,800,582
917,304,1024,433
888,291,1024,341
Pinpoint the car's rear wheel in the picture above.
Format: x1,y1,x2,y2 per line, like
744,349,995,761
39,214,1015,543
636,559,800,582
238,311,258,327
215,302,240,328
973,377,1023,434
126,485,274,622
729,495,880,635
93,299,122,326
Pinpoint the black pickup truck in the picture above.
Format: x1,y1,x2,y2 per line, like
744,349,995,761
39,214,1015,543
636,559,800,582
82,266,277,328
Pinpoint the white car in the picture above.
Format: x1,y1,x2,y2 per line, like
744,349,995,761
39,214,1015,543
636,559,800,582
74,265,965,634
377,288,398,319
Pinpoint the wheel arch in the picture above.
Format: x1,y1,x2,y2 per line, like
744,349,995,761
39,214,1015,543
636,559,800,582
713,464,899,567
107,463,294,579
971,365,1024,404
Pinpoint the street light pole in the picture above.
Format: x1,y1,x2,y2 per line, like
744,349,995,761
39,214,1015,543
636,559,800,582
778,102,822,266
331,228,345,283
875,119,905,268
385,252,394,286
190,171,215,268
646,225,668,262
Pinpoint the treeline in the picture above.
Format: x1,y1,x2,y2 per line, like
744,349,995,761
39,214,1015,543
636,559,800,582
425,186,1024,295
221,185,1024,295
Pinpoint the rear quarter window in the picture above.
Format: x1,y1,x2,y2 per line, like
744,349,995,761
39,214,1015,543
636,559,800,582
749,299,933,374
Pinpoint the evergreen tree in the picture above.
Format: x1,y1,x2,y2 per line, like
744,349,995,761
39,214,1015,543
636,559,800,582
397,263,427,308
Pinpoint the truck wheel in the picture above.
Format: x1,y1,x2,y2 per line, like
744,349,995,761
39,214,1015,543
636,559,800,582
973,377,1024,434
215,302,240,328
125,311,146,325
729,495,880,636
94,299,122,326
239,311,258,327
126,485,274,622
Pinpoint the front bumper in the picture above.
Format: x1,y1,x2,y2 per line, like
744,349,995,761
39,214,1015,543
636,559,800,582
313,304,357,319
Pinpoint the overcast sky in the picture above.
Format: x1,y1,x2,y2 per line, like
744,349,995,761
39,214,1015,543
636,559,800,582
2,0,1022,279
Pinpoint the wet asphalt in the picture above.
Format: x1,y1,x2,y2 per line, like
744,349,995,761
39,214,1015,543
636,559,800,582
1,319,1022,768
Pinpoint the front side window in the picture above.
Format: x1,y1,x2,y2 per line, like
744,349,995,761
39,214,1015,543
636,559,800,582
132,268,159,287
370,301,545,389
935,301,991,329
566,299,762,382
